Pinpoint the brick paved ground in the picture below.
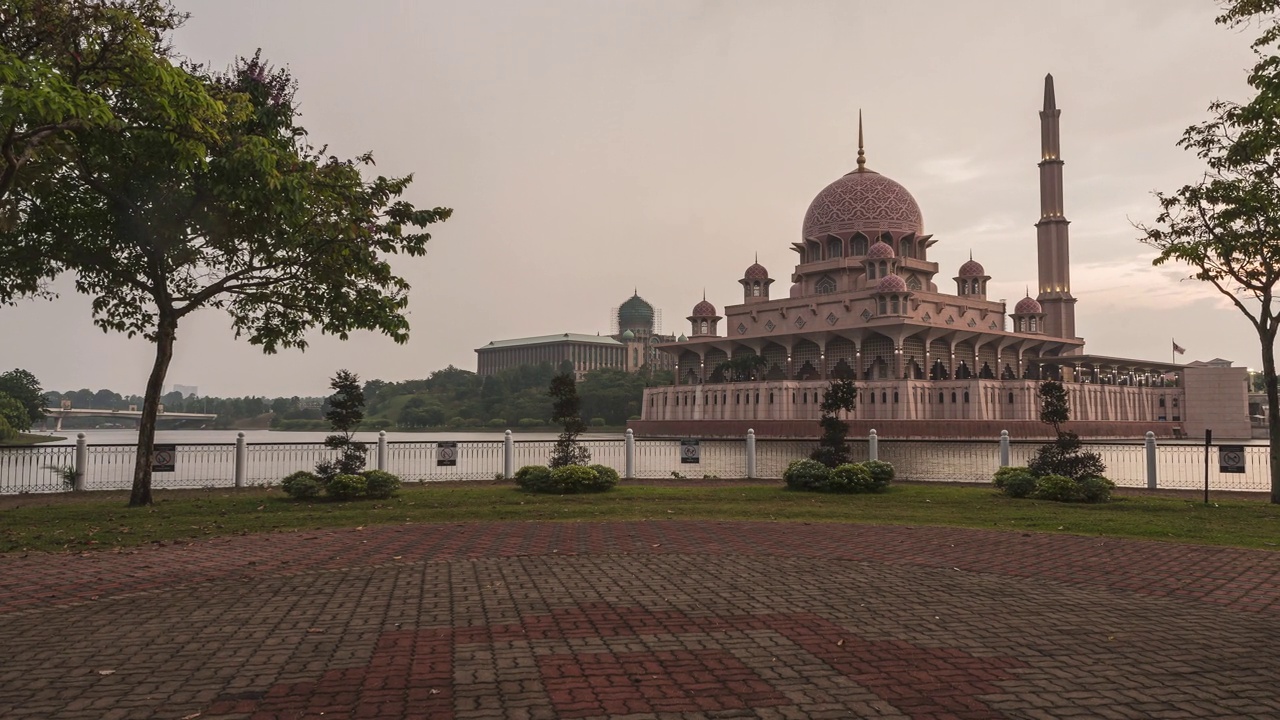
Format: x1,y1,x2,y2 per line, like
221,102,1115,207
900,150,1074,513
1,521,1278,719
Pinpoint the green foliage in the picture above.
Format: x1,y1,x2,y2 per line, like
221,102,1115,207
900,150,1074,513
548,373,590,468
518,418,542,428
514,464,613,494
860,460,895,492
783,459,833,491
826,463,873,493
361,470,401,500
487,418,506,428
713,354,768,382
325,473,367,501
589,417,606,427
811,379,858,468
1032,474,1081,503
317,370,367,482
1030,381,1106,482
0,369,43,429
514,464,552,491
280,470,322,500
993,466,1037,498
588,464,620,489
0,392,30,433
1078,476,1116,504
1037,380,1070,432
0,415,15,441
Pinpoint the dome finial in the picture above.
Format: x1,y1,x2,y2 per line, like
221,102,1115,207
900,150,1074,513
856,109,867,171
702,287,706,301
1025,285,1030,297
969,249,973,261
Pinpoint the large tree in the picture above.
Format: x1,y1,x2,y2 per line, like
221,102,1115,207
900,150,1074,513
1,32,451,504
0,368,44,429
1137,1,1280,503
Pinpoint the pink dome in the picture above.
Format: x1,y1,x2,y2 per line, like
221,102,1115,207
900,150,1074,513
1014,296,1043,314
789,282,802,298
867,240,895,259
744,262,769,280
802,170,924,239
958,259,985,277
691,299,717,317
875,274,907,293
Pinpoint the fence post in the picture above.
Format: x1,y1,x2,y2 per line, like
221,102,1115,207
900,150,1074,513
74,432,87,492
378,430,388,472
503,430,514,479
1145,431,1157,490
999,430,1010,467
625,428,635,480
234,432,246,488
868,429,878,462
746,428,756,479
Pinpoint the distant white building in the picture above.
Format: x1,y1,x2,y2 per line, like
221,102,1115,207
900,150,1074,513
172,384,199,398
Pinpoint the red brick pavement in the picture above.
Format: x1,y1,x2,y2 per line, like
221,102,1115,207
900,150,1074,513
0,521,1278,719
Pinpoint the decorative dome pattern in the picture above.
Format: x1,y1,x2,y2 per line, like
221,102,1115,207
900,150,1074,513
867,240,895,259
618,293,655,330
875,274,907,293
802,170,924,239
958,259,986,277
1014,296,1043,314
691,299,717,317
743,262,769,280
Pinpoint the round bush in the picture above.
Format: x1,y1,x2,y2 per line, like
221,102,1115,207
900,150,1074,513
860,460,895,492
518,418,542,428
590,417,606,427
588,464,620,490
281,470,322,500
514,464,553,492
1077,475,1116,504
993,467,1037,498
361,470,401,499
783,459,833,492
549,465,602,493
326,473,368,501
827,463,873,493
1033,474,1080,502
487,418,506,428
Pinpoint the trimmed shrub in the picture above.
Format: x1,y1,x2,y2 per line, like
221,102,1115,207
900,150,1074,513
588,464,620,490
362,470,401,499
1077,475,1116,504
590,417,606,427
783,459,832,491
627,415,641,421
281,470,322,500
326,473,368,501
487,418,506,428
993,466,1037,498
1032,474,1079,502
549,465,606,493
514,464,553,492
827,463,873,493
447,416,466,428
860,460,895,492
518,418,542,428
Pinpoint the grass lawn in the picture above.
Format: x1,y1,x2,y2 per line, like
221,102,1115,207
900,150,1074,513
1,481,1278,553
0,433,65,446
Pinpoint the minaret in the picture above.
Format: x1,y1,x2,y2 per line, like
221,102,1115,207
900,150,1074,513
1036,74,1077,341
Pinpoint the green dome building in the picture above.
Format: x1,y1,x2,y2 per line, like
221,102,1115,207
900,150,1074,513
617,292,656,335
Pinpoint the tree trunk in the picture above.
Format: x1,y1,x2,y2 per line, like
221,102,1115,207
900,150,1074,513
1264,339,1280,505
129,315,177,507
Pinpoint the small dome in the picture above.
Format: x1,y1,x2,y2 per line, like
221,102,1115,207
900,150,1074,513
875,274,907,293
620,329,635,340
789,283,802,298
691,299,717,317
677,333,687,342
958,258,985,277
1014,295,1043,315
867,240,895,259
744,262,769,280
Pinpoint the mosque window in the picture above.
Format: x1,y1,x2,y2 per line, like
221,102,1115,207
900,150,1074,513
951,392,957,403
815,275,837,294
752,281,761,296
1016,318,1025,332
959,280,967,295
890,296,900,314
769,392,774,404
869,392,875,405
900,238,911,258
878,297,887,315
852,234,868,255
878,261,887,276
893,391,899,403
881,391,887,404
1029,317,1038,333
938,392,945,403
1008,392,1014,404
700,320,708,334
907,275,921,291
828,238,842,259
963,391,970,403
867,264,876,280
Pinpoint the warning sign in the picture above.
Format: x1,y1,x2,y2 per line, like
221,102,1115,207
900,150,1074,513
436,441,458,467
152,444,176,473
1219,444,1246,474
680,439,701,464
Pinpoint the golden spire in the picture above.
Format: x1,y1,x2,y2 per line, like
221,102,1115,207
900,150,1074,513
856,110,866,171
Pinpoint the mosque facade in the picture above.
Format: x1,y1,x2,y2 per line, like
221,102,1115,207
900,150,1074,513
633,77,1250,439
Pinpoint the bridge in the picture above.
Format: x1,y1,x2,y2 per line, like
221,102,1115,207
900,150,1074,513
43,408,218,431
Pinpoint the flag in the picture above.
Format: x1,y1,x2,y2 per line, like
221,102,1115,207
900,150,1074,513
1172,340,1186,355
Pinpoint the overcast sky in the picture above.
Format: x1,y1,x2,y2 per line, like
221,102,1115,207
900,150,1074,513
0,0,1269,397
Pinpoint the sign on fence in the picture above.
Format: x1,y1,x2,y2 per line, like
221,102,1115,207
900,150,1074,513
436,441,458,467
152,444,176,473
680,438,700,464
1219,444,1246,474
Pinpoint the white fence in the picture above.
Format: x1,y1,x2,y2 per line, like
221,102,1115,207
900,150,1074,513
0,430,1272,494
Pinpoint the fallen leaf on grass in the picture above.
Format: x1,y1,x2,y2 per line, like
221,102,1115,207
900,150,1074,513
97,669,115,675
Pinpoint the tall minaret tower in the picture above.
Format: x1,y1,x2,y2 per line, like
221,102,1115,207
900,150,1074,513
1036,74,1077,341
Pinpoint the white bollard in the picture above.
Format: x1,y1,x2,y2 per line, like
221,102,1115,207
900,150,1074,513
868,429,878,462
378,430,388,472
625,428,636,480
234,432,247,488
746,429,756,479
74,432,87,492
503,430,514,479
999,430,1010,468
1145,431,1157,489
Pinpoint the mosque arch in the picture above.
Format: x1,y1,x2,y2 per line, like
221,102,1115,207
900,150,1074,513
852,233,869,256
815,275,837,294
827,237,842,259
793,339,821,380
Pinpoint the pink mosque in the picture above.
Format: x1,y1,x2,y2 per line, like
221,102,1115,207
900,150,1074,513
633,76,1250,440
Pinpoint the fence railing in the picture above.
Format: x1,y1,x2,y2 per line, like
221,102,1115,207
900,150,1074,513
0,429,1272,494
